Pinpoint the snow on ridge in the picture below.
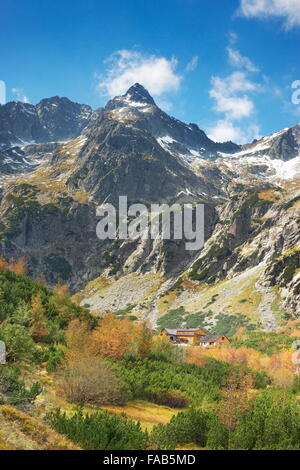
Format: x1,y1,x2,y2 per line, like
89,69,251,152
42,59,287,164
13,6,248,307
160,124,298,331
156,135,205,162
218,127,291,161
271,156,300,180
218,143,270,159
122,95,152,108
219,153,300,181
157,135,176,146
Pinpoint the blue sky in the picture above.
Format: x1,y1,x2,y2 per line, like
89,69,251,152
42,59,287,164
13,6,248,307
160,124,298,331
1,0,300,143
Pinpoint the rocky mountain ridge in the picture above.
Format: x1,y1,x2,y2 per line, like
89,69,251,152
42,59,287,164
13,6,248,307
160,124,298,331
0,97,93,151
0,84,299,329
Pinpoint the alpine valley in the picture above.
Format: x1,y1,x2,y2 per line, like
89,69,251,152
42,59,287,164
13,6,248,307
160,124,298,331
0,83,299,332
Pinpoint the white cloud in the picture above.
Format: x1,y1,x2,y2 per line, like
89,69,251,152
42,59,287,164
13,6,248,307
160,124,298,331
207,120,260,144
207,40,262,144
239,0,300,28
227,47,259,73
185,56,198,72
98,50,181,98
11,88,29,103
209,72,259,120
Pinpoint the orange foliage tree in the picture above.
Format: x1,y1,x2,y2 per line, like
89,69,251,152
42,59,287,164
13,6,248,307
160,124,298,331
89,313,153,360
8,257,27,275
54,281,69,297
187,343,296,389
135,321,153,358
64,319,91,360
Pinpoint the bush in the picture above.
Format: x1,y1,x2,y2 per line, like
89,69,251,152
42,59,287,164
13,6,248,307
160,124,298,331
0,269,95,333
0,366,42,405
206,415,229,450
144,388,190,408
151,408,211,449
46,346,65,372
231,389,300,450
57,356,128,406
0,322,36,362
113,358,221,406
47,409,148,450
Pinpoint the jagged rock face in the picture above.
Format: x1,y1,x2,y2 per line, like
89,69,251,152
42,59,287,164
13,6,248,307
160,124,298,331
105,84,241,163
239,124,300,161
0,102,40,148
0,181,217,291
35,96,92,142
259,124,300,161
105,83,156,109
184,189,300,316
0,83,299,321
64,84,242,205
66,111,223,205
0,147,34,175
0,97,93,150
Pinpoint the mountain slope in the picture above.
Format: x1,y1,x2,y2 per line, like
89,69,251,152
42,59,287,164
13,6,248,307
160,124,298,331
0,97,93,150
0,84,299,326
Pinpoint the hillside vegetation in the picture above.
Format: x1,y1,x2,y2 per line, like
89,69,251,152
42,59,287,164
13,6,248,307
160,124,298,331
1,263,300,450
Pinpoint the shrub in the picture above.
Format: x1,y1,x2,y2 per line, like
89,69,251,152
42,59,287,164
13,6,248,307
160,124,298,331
151,408,211,449
30,294,49,342
206,415,229,450
0,322,36,362
56,356,128,406
46,346,65,372
150,336,186,363
1,405,79,450
0,366,42,405
47,409,148,450
0,269,94,331
113,358,221,406
231,390,300,450
144,388,190,408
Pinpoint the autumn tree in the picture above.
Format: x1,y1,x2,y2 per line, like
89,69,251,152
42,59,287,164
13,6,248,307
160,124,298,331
30,293,49,342
64,318,91,361
8,257,27,275
136,322,153,358
54,281,69,297
89,314,137,359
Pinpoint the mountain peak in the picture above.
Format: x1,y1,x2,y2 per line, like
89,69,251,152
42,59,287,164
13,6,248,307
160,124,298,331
124,83,156,105
105,83,156,111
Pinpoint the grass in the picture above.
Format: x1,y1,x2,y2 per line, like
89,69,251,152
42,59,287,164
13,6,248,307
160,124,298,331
0,405,80,450
101,400,181,431
80,276,112,297
271,287,288,324
230,278,262,321
258,189,282,203
73,190,89,204
0,432,15,450
157,291,178,315
176,443,203,450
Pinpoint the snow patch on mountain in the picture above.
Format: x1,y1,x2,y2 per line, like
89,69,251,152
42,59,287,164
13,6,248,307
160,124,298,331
219,154,300,181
